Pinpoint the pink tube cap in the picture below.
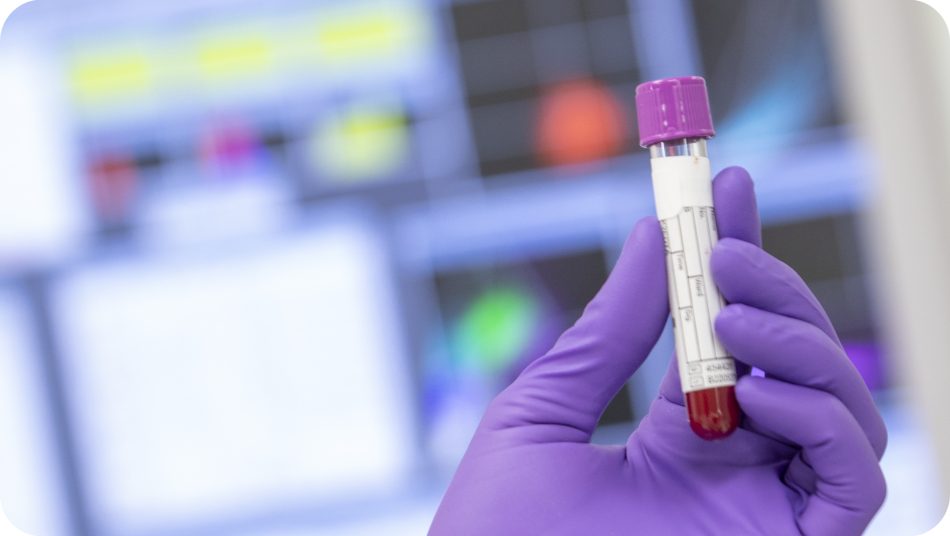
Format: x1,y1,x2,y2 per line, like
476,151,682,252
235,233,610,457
635,76,715,147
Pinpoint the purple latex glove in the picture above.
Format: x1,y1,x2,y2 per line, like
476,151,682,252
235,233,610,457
429,167,887,535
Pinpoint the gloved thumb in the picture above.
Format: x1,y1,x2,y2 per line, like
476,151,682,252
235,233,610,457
479,216,669,443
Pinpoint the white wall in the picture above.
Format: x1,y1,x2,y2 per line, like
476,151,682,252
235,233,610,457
825,0,950,504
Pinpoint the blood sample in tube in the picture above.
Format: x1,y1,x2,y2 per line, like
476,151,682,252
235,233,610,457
635,76,740,440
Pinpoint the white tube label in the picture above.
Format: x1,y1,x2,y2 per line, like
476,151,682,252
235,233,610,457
650,156,736,394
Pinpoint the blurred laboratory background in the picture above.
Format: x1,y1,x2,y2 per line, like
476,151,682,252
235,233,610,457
0,0,947,535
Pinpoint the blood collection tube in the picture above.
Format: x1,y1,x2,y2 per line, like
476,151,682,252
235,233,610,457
635,76,739,440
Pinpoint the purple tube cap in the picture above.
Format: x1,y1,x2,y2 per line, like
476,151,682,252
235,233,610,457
635,76,715,147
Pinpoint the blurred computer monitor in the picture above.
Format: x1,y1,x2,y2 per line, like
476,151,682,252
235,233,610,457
48,216,415,535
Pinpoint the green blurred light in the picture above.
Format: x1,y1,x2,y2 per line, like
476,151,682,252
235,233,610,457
453,286,539,374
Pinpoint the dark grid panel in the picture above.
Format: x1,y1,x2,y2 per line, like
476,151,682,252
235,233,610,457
451,0,641,177
763,214,875,341
691,0,844,132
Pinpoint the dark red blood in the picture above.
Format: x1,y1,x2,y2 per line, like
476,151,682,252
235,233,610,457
686,386,739,440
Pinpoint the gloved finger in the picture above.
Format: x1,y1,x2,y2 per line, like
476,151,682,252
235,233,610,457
716,304,886,459
737,376,886,536
785,453,819,496
658,166,760,405
482,216,668,443
712,166,762,247
711,238,841,346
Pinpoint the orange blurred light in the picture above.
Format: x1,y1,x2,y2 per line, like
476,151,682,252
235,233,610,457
535,79,627,169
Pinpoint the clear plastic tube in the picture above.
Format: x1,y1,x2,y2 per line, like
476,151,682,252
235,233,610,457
648,137,739,440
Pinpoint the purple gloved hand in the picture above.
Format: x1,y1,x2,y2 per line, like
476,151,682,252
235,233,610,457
429,167,887,535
